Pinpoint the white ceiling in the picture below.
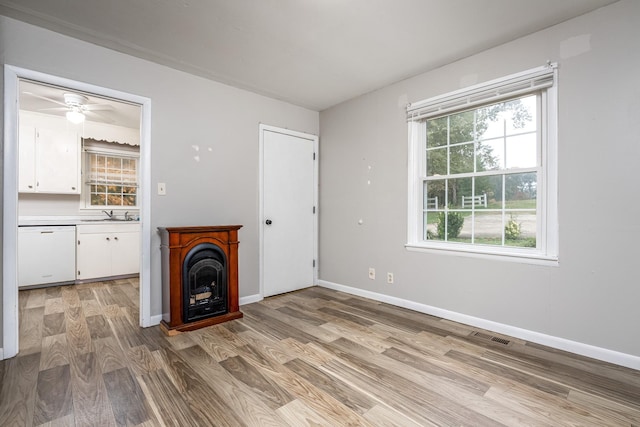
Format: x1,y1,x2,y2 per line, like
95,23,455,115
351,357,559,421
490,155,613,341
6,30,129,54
0,0,618,111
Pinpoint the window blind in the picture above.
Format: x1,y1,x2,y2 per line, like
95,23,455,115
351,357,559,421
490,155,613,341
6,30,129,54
407,63,557,122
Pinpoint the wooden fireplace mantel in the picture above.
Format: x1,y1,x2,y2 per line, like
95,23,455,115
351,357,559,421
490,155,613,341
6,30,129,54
158,225,243,335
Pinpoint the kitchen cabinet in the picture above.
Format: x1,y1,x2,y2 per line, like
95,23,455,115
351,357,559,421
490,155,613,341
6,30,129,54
19,123,81,194
76,223,140,280
18,226,76,288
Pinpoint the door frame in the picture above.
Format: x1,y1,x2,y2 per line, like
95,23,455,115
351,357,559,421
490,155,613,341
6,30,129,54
258,124,319,299
2,65,152,359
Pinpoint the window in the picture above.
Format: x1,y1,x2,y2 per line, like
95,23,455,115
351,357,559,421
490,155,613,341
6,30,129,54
407,64,558,263
85,152,138,208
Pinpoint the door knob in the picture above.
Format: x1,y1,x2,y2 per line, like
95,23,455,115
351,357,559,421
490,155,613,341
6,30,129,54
265,219,272,225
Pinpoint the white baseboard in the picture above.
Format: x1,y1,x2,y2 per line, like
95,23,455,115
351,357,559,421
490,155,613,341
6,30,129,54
318,280,640,371
148,314,163,326
0,347,4,360
240,294,263,306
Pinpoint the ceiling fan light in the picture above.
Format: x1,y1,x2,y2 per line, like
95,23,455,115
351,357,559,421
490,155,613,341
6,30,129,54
66,109,85,124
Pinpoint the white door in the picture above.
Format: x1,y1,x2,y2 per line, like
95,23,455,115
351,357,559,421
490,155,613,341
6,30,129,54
262,126,317,297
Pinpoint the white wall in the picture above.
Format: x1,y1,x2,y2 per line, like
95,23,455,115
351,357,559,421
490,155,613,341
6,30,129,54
0,16,319,341
319,0,640,363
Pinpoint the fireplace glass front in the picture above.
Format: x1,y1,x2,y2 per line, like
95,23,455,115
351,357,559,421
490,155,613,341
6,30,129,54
182,243,227,323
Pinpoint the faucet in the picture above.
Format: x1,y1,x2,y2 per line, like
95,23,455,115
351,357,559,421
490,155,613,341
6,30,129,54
124,211,130,221
102,210,113,219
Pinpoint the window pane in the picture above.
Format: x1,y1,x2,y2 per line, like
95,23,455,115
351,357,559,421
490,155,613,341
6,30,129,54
505,212,537,248
449,110,474,144
426,147,447,176
123,195,136,206
478,139,504,171
504,95,537,135
505,172,537,208
123,185,136,194
91,193,106,206
472,211,503,246
449,143,474,175
448,177,472,209
477,96,535,140
424,180,445,209
505,133,537,169
485,175,504,208
426,117,448,148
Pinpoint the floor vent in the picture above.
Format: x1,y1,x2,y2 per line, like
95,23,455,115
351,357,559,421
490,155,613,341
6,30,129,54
471,331,511,345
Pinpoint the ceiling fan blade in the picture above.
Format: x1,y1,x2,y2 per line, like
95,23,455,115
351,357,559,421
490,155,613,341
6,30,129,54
37,107,69,112
83,104,114,112
85,110,115,124
22,91,67,107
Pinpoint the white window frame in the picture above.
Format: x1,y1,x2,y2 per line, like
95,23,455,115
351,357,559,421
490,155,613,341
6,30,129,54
81,146,140,210
406,64,558,265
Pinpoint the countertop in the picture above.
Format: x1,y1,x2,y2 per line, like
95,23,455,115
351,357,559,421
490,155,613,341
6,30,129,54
19,216,140,227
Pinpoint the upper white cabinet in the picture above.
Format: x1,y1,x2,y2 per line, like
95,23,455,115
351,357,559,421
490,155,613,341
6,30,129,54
19,114,81,194
18,125,37,192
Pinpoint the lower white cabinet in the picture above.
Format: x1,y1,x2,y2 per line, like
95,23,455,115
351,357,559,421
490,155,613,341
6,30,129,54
76,223,140,281
18,226,76,288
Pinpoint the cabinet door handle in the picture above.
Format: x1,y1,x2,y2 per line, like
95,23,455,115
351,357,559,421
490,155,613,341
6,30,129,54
71,187,76,190
28,185,33,189
106,237,110,241
114,237,118,241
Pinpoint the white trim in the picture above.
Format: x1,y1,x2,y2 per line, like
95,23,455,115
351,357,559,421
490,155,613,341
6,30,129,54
3,65,153,360
405,243,559,266
318,280,640,371
148,314,163,326
258,124,319,299
240,294,263,306
0,347,3,359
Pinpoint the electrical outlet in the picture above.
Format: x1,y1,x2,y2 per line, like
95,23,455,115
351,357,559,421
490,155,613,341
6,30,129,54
368,267,375,280
387,272,394,284
157,182,167,195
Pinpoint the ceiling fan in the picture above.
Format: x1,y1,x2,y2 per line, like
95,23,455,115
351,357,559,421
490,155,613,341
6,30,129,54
22,90,115,124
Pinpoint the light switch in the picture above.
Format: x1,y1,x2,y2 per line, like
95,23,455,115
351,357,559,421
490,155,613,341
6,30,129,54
157,182,167,195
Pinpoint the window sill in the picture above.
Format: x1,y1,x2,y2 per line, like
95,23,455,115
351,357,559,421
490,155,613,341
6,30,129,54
405,242,559,266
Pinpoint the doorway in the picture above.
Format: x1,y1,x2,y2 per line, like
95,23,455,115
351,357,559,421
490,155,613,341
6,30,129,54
2,65,152,359
259,124,318,297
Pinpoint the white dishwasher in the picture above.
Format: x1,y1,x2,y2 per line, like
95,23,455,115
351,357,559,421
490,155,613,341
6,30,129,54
18,225,76,288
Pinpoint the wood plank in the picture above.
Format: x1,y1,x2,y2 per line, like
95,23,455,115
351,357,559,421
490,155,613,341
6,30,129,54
137,369,206,427
34,364,73,425
0,353,41,426
42,312,66,337
219,355,294,410
153,347,244,427
69,352,116,427
44,297,65,315
64,306,92,356
93,337,128,374
20,306,45,355
363,404,434,427
276,399,333,427
86,314,114,339
179,344,288,427
102,367,151,426
40,333,70,371
284,357,376,414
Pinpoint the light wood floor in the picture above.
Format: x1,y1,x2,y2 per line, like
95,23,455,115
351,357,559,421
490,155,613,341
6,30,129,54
1,279,639,426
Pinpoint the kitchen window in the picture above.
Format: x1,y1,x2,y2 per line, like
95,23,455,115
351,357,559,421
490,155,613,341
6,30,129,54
406,64,558,264
83,149,139,208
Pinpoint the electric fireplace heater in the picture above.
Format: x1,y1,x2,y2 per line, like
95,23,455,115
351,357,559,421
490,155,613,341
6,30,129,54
159,225,243,335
